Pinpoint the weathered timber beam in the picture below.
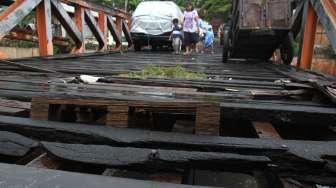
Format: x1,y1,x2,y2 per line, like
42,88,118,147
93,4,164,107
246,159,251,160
84,10,106,50
0,0,42,40
310,0,336,53
220,101,336,125
0,131,37,158
50,0,83,47
0,115,336,163
107,16,121,47
36,0,53,56
42,142,269,170
122,19,133,46
0,163,214,188
0,117,335,184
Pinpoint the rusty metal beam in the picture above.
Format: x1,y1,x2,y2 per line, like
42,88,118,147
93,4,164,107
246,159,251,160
0,0,42,40
106,16,121,48
50,0,83,47
36,0,54,56
84,10,105,50
299,3,317,70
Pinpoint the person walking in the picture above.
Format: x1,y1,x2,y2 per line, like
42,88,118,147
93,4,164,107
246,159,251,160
182,2,199,55
170,18,183,54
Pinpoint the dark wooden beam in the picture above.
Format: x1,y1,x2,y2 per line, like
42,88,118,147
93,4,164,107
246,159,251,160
84,9,106,50
122,19,133,46
107,16,121,47
50,0,83,47
0,131,37,158
42,142,269,170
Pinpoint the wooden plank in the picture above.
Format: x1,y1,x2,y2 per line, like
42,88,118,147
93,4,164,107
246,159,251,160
26,153,61,169
0,131,37,157
0,59,56,73
0,0,42,40
252,122,281,139
51,0,83,46
0,163,215,188
0,117,335,184
42,142,270,169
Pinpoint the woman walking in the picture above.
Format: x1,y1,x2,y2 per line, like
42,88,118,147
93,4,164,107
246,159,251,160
183,2,199,55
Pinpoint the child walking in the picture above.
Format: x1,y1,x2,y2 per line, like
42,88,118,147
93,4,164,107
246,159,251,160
170,18,183,54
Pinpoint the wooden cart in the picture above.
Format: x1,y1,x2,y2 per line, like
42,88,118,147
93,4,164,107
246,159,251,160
223,0,294,64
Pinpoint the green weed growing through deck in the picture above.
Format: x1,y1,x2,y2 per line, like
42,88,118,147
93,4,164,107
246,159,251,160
120,65,207,80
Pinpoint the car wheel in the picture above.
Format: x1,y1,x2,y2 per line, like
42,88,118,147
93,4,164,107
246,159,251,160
222,28,230,63
280,32,294,65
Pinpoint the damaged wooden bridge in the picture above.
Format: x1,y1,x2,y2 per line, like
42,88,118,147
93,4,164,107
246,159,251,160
0,48,335,187
0,0,336,187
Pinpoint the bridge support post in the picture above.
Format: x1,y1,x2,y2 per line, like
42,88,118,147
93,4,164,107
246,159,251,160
73,5,85,53
299,3,317,70
36,0,54,56
98,12,108,51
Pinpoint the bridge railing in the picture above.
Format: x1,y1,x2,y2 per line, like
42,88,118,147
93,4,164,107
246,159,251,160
0,0,133,58
298,0,335,72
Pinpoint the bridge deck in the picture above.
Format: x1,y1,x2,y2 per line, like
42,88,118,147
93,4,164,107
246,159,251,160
0,49,335,187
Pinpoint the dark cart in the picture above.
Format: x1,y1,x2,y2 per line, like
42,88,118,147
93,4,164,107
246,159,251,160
223,0,294,64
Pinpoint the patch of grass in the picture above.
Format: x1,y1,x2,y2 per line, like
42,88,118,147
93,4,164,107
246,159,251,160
120,65,207,80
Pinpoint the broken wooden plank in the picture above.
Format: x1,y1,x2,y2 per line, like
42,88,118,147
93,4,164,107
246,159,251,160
0,131,37,157
0,115,336,164
252,122,281,139
0,163,215,188
26,153,61,169
42,142,270,170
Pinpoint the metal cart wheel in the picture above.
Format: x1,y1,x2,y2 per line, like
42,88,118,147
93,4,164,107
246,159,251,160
280,32,294,65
